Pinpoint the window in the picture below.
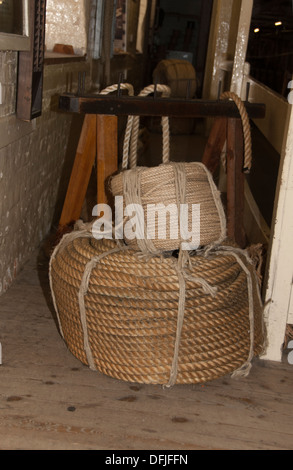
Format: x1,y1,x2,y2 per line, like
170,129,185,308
0,0,30,51
246,0,293,97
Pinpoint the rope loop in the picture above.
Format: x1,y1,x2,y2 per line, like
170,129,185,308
100,83,134,96
122,84,171,170
220,91,252,173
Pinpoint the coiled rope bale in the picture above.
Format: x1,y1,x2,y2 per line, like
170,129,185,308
49,227,265,386
110,84,226,254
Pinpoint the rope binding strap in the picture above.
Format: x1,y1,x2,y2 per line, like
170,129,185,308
220,91,252,174
49,223,265,387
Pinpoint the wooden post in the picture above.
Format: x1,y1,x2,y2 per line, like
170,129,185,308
59,114,97,227
226,118,246,248
202,117,227,175
97,115,118,205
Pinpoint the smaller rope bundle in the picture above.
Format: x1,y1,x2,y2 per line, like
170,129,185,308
49,226,265,386
110,84,226,253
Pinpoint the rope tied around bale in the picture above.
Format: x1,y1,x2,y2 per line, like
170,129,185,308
122,167,161,256
204,245,257,378
220,91,252,173
49,217,262,386
49,224,217,384
78,245,128,370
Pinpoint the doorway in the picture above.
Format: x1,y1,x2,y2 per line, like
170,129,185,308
146,0,213,97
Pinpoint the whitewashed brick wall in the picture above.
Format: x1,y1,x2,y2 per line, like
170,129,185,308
0,52,17,117
0,56,91,295
45,0,88,55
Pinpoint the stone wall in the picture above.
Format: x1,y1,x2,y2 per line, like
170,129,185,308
0,55,90,295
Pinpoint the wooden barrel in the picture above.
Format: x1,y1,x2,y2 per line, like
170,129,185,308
153,59,197,98
152,59,197,134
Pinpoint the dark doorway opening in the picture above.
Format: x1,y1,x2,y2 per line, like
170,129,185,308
146,0,213,97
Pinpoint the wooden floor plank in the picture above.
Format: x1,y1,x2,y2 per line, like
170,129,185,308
0,250,292,450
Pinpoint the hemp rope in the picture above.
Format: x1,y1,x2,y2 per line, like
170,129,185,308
115,84,226,251
220,91,252,173
166,162,188,387
108,85,227,385
49,223,95,339
122,84,171,170
49,87,259,385
121,162,217,386
122,152,225,385
207,245,255,378
99,83,134,96
49,224,218,383
49,224,262,385
122,166,161,256
78,245,127,370
99,83,135,176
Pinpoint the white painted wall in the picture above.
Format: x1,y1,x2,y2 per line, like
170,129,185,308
0,54,90,296
45,0,88,55
203,0,293,361
262,106,293,361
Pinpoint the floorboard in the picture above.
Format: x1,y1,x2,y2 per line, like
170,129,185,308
0,247,292,451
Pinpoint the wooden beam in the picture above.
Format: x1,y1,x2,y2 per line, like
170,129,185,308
226,118,246,248
202,117,227,174
59,114,97,227
59,94,266,119
97,115,118,205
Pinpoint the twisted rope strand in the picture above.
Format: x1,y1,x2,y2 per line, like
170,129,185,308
100,83,134,96
122,84,171,170
220,91,252,173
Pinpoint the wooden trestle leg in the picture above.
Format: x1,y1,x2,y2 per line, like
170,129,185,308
59,114,118,228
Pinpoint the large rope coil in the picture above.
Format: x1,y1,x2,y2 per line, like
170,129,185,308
49,225,265,386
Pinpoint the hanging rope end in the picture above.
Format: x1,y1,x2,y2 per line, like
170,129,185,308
231,361,252,380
